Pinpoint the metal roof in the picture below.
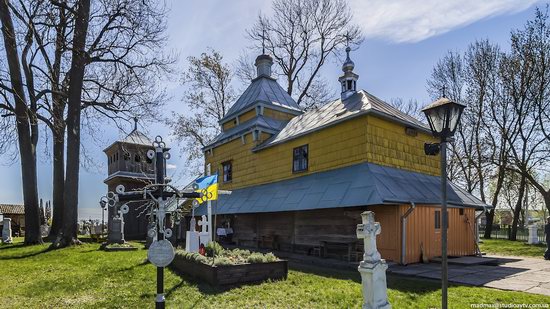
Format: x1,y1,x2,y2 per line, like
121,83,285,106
220,76,302,123
104,129,154,152
254,90,431,151
205,116,288,150
195,162,489,216
0,204,25,215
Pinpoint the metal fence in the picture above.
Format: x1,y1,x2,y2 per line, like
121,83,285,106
478,226,546,243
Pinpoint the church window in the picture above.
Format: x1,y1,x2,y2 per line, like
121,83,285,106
293,144,308,173
135,154,141,162
222,161,232,182
124,152,130,160
347,80,352,90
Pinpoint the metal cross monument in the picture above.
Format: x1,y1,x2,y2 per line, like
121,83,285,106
106,136,201,309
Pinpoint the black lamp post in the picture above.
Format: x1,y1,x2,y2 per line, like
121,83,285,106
422,97,465,309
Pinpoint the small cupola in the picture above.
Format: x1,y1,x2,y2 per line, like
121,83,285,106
255,54,273,78
338,46,359,100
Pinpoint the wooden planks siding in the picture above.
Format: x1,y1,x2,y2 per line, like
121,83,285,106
399,205,476,264
206,114,439,192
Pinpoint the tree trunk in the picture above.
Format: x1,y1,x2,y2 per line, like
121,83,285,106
48,128,65,239
0,0,42,245
54,0,91,247
509,175,526,241
483,209,495,239
483,161,506,239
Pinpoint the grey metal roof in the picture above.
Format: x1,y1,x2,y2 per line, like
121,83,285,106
205,116,288,150
121,130,153,147
254,90,431,151
195,162,489,215
220,76,302,123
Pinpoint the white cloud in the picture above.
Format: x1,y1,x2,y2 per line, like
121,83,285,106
166,164,177,170
350,0,541,43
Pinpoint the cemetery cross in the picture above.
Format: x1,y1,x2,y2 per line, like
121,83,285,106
107,136,200,309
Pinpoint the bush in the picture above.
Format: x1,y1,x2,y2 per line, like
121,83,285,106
205,241,224,257
175,246,280,266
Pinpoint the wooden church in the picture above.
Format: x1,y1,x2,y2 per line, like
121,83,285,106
195,48,488,264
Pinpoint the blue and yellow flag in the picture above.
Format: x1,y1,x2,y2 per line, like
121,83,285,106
195,175,218,203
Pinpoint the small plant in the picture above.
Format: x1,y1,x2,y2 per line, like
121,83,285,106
205,241,224,257
176,247,280,266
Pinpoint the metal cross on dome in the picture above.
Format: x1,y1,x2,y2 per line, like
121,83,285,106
105,135,201,309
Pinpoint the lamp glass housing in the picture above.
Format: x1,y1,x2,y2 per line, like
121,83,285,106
422,98,465,138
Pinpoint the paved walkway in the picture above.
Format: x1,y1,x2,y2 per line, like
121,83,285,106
388,255,550,296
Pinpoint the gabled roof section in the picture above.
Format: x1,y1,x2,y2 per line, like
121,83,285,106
194,162,489,216
253,90,431,151
220,76,302,124
204,115,288,150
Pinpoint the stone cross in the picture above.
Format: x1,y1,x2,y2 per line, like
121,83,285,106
357,211,382,263
198,215,208,233
356,211,391,309
2,218,12,244
189,217,196,232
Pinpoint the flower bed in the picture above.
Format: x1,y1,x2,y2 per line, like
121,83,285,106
172,244,287,286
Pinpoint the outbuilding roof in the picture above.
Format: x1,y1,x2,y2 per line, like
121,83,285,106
219,76,302,124
0,204,25,215
194,162,489,216
254,90,431,151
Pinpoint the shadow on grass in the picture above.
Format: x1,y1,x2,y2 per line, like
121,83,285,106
0,243,26,250
0,246,51,260
116,259,149,273
289,261,441,295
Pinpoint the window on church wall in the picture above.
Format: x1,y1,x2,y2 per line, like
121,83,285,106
222,161,232,182
346,80,352,90
135,154,141,162
292,144,308,173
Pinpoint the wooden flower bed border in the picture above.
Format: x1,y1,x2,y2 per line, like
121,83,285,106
171,255,288,286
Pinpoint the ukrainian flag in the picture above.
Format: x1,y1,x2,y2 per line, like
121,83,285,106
195,174,218,203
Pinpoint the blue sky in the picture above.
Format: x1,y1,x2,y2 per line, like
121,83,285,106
0,0,546,220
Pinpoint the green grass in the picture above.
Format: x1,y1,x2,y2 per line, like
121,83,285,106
479,238,547,258
1,238,549,308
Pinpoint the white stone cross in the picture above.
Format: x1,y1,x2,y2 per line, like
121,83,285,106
357,211,382,263
198,215,208,233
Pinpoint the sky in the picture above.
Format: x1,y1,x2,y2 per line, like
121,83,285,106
0,0,546,220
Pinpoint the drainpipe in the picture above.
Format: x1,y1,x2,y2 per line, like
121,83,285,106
400,202,416,265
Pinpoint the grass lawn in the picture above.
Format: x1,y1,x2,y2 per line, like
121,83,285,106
1,238,549,308
479,238,547,258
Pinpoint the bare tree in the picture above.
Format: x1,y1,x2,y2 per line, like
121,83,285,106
0,0,42,244
427,41,510,239
243,0,362,108
170,49,234,176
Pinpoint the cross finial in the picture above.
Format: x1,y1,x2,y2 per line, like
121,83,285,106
133,117,138,131
442,85,447,98
262,29,266,54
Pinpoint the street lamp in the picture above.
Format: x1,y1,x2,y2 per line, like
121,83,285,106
99,196,108,234
422,96,465,309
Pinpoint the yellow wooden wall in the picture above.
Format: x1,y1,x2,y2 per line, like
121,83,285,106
263,108,297,121
206,114,439,191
